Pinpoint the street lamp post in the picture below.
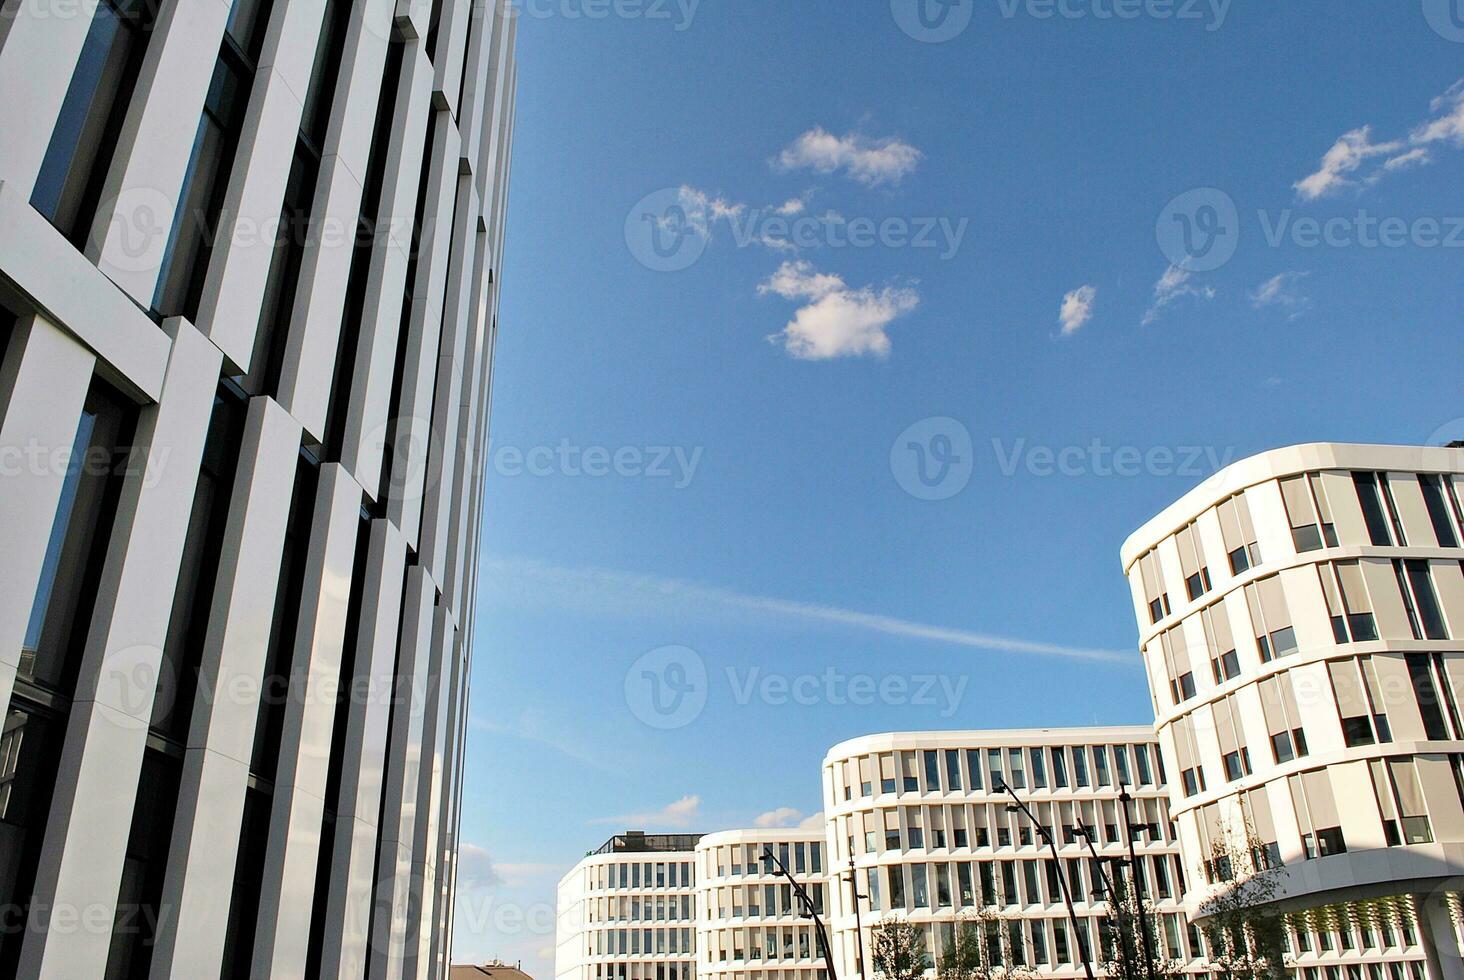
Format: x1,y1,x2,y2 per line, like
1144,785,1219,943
1003,785,1096,980
1118,785,1159,980
764,847,839,980
844,858,868,980
1074,816,1136,980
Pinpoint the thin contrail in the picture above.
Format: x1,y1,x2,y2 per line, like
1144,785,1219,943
482,556,1136,665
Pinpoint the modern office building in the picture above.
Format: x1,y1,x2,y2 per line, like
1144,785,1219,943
557,832,705,980
1123,443,1464,980
694,829,830,980
556,829,830,980
0,0,517,976
821,729,1205,980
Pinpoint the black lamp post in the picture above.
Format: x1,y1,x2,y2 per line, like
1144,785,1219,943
1117,785,1159,980
1074,816,1135,980
843,858,868,980
763,847,839,980
1002,785,1096,980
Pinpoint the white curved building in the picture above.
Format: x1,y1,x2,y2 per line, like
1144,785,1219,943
694,829,830,980
1123,443,1464,980
556,832,703,980
820,729,1202,980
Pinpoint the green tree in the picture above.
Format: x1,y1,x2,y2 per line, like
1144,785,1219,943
938,908,1036,980
1099,864,1186,980
1196,821,1290,980
872,918,928,980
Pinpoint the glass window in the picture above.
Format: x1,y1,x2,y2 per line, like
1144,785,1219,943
0,706,65,974
153,387,247,740
31,0,157,243
21,379,135,695
1420,475,1461,548
923,750,942,792
1030,748,1047,788
153,21,264,320
1354,473,1396,546
1050,747,1068,787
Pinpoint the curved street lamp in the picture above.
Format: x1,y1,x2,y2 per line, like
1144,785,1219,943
763,847,839,980
1002,784,1096,980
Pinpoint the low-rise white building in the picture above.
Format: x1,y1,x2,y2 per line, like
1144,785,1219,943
821,729,1200,980
695,829,831,980
557,832,703,980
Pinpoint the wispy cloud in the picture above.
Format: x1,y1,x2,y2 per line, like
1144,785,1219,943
1142,265,1216,326
593,795,702,829
1059,285,1097,335
470,712,626,772
1250,271,1311,319
759,260,919,360
457,843,565,890
748,807,828,831
754,807,804,828
481,556,1136,664
1295,79,1464,200
776,127,923,186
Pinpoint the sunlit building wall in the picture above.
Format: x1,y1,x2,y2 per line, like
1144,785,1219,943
0,0,517,975
1123,443,1464,980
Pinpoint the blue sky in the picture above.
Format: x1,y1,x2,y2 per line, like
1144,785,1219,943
452,2,1464,970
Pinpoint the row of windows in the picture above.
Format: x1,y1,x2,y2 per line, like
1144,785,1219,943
705,841,823,878
1166,653,1464,806
583,895,696,924
1190,754,1464,890
703,926,825,964
831,743,1163,804
834,798,1173,861
588,861,697,891
1155,560,1459,712
590,960,696,980
703,883,827,920
852,853,1184,916
1138,470,1464,626
589,929,697,957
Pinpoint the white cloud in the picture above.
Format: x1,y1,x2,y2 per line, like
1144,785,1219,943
1250,271,1311,319
1059,285,1097,335
1294,127,1402,201
1142,265,1216,326
456,844,565,892
776,197,808,216
593,795,702,830
1411,80,1464,148
481,556,1137,664
1296,79,1464,199
776,127,923,186
760,260,919,360
753,807,804,829
799,813,826,830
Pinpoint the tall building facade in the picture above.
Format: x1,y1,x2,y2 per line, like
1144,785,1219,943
0,0,517,975
821,729,1203,980
1123,443,1464,980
